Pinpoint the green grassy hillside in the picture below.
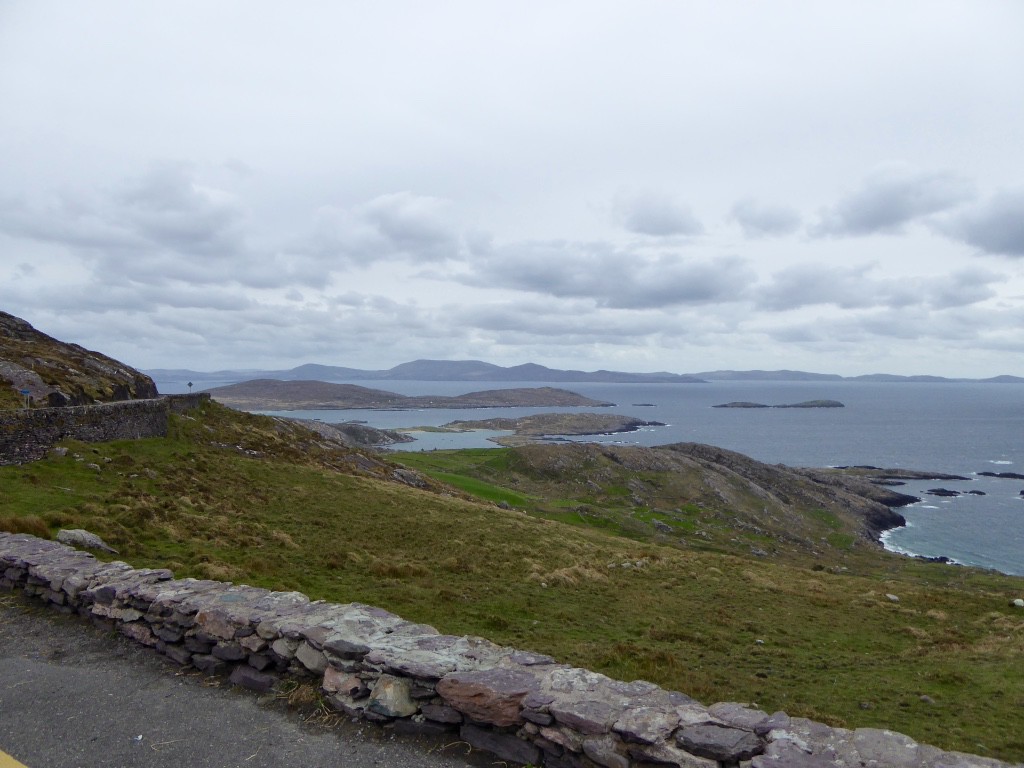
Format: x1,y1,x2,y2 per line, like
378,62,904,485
1,400,1022,760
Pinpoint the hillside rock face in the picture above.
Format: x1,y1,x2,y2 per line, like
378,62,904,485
502,442,908,550
0,312,157,407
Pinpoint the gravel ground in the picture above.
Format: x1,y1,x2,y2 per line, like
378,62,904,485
0,595,495,768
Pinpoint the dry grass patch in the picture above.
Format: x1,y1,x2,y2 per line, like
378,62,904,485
0,514,49,538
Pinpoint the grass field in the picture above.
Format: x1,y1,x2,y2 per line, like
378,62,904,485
2,400,1023,761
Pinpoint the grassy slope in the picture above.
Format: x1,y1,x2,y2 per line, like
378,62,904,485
0,401,1022,760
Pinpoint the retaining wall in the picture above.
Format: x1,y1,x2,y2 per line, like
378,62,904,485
0,532,1010,768
0,394,209,465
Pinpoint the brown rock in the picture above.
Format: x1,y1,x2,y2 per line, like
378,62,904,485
437,667,540,727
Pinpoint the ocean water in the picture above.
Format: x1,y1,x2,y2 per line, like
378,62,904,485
249,380,1024,576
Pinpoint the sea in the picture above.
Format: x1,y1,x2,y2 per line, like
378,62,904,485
159,376,1024,576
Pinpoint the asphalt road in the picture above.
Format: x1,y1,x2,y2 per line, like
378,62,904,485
0,596,493,768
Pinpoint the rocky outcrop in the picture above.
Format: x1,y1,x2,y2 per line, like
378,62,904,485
0,311,158,407
661,443,909,542
288,418,415,448
1,532,1011,768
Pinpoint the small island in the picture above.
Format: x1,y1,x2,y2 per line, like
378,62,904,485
436,412,665,447
713,400,845,409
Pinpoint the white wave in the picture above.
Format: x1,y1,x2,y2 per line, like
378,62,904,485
989,460,1014,465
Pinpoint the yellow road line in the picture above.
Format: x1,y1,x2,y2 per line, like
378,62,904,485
0,750,28,768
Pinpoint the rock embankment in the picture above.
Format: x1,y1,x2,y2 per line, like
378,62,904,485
0,532,1008,768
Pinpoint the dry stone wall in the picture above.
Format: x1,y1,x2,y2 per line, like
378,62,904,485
0,394,209,465
0,532,1013,768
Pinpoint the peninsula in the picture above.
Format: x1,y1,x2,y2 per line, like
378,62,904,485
204,379,613,411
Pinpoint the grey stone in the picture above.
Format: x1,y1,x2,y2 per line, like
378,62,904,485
391,718,454,737
550,699,621,735
460,724,540,767
153,624,184,643
229,665,277,693
852,727,925,767
212,641,246,661
708,702,770,730
538,725,584,753
421,704,462,724
161,644,194,665
192,654,228,675
184,635,214,654
367,674,418,718
57,529,118,554
676,723,765,762
752,740,839,768
295,641,328,674
322,636,371,660
613,705,681,744
582,734,630,768
270,637,299,660
247,653,273,671
627,739,720,767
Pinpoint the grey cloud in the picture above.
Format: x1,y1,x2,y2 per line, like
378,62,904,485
613,192,704,237
730,198,801,237
814,168,975,237
756,264,1001,312
757,264,899,311
113,165,246,255
0,167,391,291
308,192,463,265
941,189,1024,256
464,241,750,309
455,301,668,339
922,268,1000,308
766,303,1014,350
0,164,247,256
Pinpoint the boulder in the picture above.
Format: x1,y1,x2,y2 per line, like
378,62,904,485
56,529,118,554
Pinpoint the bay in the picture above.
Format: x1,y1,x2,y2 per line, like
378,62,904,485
254,379,1024,576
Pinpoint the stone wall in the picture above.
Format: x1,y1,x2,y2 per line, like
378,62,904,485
0,394,210,465
0,533,1009,768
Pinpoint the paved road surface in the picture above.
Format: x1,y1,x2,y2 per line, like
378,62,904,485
0,596,493,768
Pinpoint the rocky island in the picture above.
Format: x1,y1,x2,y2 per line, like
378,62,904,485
205,379,613,411
713,399,845,408
437,412,665,446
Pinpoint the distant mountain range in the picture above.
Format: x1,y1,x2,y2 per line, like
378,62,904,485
145,359,1024,391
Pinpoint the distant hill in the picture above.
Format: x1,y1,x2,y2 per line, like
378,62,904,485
693,369,844,382
148,360,708,390
205,379,614,411
0,311,158,408
147,360,1024,392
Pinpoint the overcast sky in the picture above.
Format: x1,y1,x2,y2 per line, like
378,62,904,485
2,2,1023,377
